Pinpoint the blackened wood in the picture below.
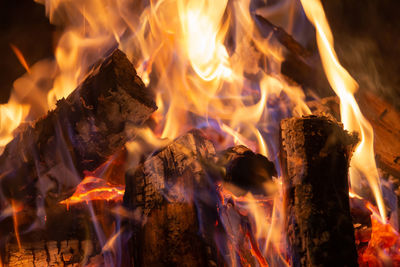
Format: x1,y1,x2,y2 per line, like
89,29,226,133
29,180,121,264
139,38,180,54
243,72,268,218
124,129,218,267
280,115,358,267
217,145,277,195
0,49,156,235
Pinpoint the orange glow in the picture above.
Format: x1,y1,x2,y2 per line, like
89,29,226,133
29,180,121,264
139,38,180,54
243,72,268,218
300,0,386,220
352,199,400,266
60,176,124,207
10,44,31,74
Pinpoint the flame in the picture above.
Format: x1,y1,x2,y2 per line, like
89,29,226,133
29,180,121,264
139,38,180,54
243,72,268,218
300,0,386,220
9,44,31,74
3,0,396,264
11,199,22,251
0,96,29,150
216,182,288,266
60,176,124,208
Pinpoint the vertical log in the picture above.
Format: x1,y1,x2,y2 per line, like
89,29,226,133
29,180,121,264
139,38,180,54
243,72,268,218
280,115,358,266
124,129,218,267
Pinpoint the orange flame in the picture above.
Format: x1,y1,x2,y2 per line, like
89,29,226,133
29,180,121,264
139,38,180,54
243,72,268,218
60,176,124,208
10,44,31,74
11,199,22,251
3,0,395,264
300,0,386,220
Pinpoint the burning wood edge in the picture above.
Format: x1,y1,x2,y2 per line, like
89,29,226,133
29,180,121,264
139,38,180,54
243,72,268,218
280,115,359,266
123,129,219,266
0,49,156,261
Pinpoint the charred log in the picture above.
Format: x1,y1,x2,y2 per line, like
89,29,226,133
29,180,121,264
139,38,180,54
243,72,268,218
0,49,156,238
123,129,219,267
280,115,359,266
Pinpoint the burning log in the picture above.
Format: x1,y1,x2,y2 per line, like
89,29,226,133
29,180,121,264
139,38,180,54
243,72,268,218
0,49,156,208
0,49,156,259
280,115,359,266
123,129,218,266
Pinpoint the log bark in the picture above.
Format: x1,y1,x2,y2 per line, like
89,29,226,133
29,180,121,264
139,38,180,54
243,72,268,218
280,115,359,267
0,49,156,241
123,129,219,267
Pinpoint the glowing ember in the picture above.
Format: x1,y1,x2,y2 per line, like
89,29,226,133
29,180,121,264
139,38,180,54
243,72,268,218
355,201,400,266
60,176,124,207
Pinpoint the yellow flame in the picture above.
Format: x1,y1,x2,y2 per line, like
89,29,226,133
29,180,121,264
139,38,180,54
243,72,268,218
300,0,386,220
0,96,29,149
178,0,231,81
11,199,22,251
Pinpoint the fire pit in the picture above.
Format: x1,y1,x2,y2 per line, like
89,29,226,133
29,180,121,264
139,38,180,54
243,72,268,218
1,0,399,266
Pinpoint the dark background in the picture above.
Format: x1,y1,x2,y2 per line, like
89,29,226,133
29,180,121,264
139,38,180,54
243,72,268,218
1,0,399,105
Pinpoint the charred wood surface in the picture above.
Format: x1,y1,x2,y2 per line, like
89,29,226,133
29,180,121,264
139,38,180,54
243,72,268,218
0,49,156,238
280,115,359,267
124,129,218,267
217,145,276,195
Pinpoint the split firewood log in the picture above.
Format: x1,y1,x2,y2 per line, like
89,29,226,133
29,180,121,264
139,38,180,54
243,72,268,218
123,129,219,267
280,115,359,266
0,49,156,242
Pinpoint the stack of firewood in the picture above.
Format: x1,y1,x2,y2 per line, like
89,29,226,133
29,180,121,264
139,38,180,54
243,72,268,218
1,15,399,266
